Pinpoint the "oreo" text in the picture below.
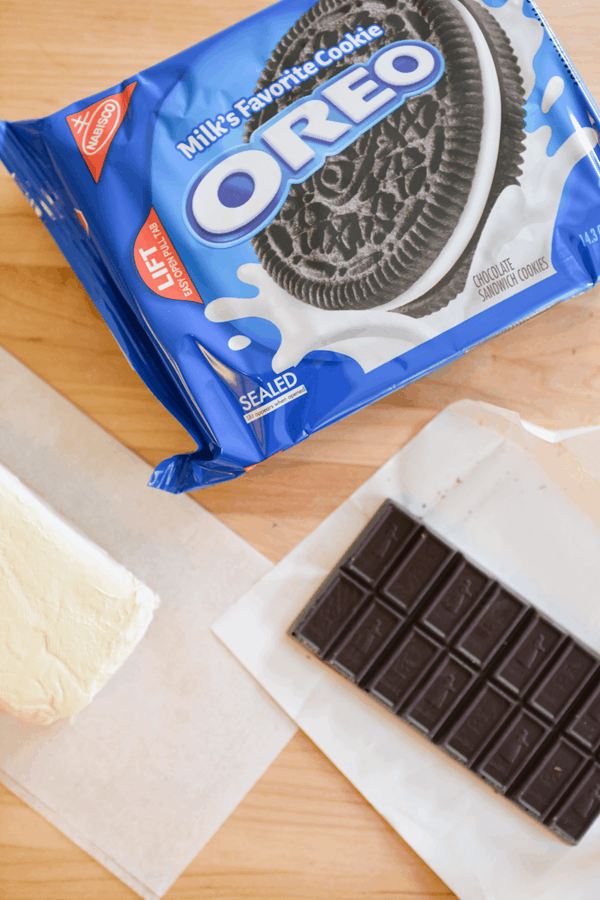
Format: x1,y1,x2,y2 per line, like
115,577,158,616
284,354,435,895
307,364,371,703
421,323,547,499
185,40,444,247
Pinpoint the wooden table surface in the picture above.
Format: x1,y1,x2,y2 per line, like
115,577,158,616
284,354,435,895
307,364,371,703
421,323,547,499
2,1,600,897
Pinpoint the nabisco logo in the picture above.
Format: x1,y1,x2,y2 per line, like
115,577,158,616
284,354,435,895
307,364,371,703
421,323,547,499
66,82,136,182
82,99,121,155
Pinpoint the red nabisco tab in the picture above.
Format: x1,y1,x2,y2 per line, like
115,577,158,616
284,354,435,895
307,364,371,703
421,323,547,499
134,209,203,303
66,83,136,182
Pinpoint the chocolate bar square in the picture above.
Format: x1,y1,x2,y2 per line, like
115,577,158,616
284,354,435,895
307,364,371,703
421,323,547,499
381,531,455,614
294,572,369,657
493,616,565,698
330,599,404,682
402,655,476,737
454,587,527,668
345,504,417,586
369,629,442,710
516,738,589,820
529,642,598,723
290,500,600,844
477,709,549,793
551,763,600,843
567,682,600,751
443,684,516,766
419,560,491,641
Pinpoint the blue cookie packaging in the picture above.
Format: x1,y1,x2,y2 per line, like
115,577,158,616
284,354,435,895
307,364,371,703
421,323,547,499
1,0,600,491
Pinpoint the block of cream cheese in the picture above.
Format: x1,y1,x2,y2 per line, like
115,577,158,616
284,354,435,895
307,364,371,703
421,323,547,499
0,461,159,725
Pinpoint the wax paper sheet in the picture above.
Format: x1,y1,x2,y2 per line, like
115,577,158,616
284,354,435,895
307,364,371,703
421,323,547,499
0,347,296,900
214,398,600,900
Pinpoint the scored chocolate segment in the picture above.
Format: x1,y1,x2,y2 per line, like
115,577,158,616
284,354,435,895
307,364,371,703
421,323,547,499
381,531,455,614
330,599,404,682
477,709,549,792
493,616,565,698
567,681,600,750
551,763,600,843
292,572,369,657
529,642,599,723
515,738,589,820
346,504,417,586
402,656,476,737
369,629,443,710
289,500,600,843
420,560,492,641
443,684,516,765
454,587,528,668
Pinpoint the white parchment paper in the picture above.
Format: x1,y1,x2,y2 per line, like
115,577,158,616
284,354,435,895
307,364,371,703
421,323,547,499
214,399,600,900
0,347,296,900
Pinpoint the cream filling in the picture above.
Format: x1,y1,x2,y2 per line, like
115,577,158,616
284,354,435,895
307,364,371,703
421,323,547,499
387,0,503,310
0,462,160,726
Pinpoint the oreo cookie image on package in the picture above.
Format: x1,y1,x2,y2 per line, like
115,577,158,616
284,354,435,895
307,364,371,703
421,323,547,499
247,0,526,316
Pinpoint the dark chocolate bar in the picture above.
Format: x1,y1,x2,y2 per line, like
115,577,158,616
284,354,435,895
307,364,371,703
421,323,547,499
290,500,600,844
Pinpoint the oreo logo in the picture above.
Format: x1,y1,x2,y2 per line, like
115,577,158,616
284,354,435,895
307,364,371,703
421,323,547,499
185,41,444,247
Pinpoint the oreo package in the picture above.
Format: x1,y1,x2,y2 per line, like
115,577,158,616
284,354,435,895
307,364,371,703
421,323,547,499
2,0,600,492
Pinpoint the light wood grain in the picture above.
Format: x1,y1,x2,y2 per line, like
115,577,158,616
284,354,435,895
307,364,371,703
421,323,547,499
1,0,600,898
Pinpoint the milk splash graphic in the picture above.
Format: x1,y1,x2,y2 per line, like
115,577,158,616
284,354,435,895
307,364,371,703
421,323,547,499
206,0,599,375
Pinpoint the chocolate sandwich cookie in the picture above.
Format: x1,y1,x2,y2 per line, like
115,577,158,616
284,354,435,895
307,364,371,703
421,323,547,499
246,0,526,316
